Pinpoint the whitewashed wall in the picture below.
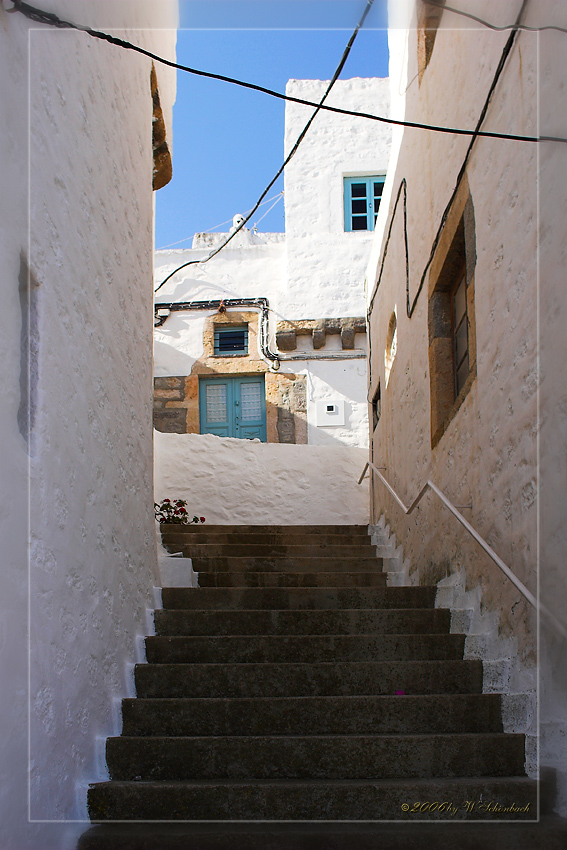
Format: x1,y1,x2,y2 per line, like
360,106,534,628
284,78,391,319
155,431,369,525
0,2,177,846
366,0,566,815
154,234,286,377
538,0,567,816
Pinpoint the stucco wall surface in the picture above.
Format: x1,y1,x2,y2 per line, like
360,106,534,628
154,238,286,376
0,2,176,846
154,431,369,525
154,242,370,448
366,0,567,815
284,78,391,319
537,0,567,815
368,0,538,656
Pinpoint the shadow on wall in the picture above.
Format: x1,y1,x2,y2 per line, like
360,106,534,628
307,401,355,447
153,340,197,378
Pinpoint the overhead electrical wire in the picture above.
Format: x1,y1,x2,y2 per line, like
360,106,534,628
9,0,566,286
156,191,283,250
7,0,558,147
368,0,532,344
251,191,284,230
422,0,567,35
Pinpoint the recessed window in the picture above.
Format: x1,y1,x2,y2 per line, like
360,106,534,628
214,325,248,356
372,381,381,431
344,176,385,232
428,188,476,448
384,312,397,387
452,271,470,396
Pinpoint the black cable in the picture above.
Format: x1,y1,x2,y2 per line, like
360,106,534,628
155,0,376,291
422,0,567,35
154,298,280,363
8,0,554,148
367,0,531,354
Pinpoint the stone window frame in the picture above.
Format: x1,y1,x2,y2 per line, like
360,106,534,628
417,0,445,80
371,380,382,431
428,180,476,449
384,310,398,388
203,311,258,362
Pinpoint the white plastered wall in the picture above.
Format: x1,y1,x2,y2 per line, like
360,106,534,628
537,0,567,817
155,431,369,526
284,78,391,319
0,2,177,845
365,0,567,816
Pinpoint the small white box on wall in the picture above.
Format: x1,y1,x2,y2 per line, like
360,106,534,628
315,399,346,427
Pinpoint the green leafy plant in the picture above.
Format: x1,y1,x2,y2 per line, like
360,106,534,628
154,498,205,525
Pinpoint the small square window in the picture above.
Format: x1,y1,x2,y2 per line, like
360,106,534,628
214,325,248,356
344,176,386,232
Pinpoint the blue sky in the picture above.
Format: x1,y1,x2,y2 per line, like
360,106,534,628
155,0,390,248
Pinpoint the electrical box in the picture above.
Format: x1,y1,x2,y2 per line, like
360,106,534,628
315,399,346,427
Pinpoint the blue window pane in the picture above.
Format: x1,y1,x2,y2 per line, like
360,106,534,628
351,199,367,214
344,176,385,232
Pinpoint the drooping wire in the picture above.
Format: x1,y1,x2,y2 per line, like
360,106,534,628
251,191,284,231
156,191,284,250
154,0,377,291
422,0,567,35
7,0,556,148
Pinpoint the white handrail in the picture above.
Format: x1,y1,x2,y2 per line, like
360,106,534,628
359,460,567,640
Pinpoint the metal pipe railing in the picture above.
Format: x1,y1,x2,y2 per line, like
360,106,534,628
359,460,567,640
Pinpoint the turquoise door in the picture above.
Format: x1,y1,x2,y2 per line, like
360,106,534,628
199,376,267,441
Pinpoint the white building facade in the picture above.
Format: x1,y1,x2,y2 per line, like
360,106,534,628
154,77,391,450
365,0,567,816
0,2,177,846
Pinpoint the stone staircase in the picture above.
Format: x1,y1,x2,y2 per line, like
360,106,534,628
87,524,537,822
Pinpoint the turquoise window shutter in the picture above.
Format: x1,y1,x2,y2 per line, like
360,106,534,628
344,175,386,232
199,376,267,442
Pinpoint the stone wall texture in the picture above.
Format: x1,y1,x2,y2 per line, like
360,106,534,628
0,2,177,845
367,0,567,815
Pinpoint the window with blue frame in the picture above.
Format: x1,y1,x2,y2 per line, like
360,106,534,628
214,325,248,356
344,176,386,232
199,375,267,441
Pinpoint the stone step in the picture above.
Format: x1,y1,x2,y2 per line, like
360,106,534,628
77,817,567,850
88,521,534,827
106,734,526,782
87,776,538,821
145,633,466,664
165,543,378,559
121,693,503,737
197,571,388,588
153,608,451,637
190,556,384,573
160,586,435,610
162,532,374,547
134,660,484,699
160,524,370,537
